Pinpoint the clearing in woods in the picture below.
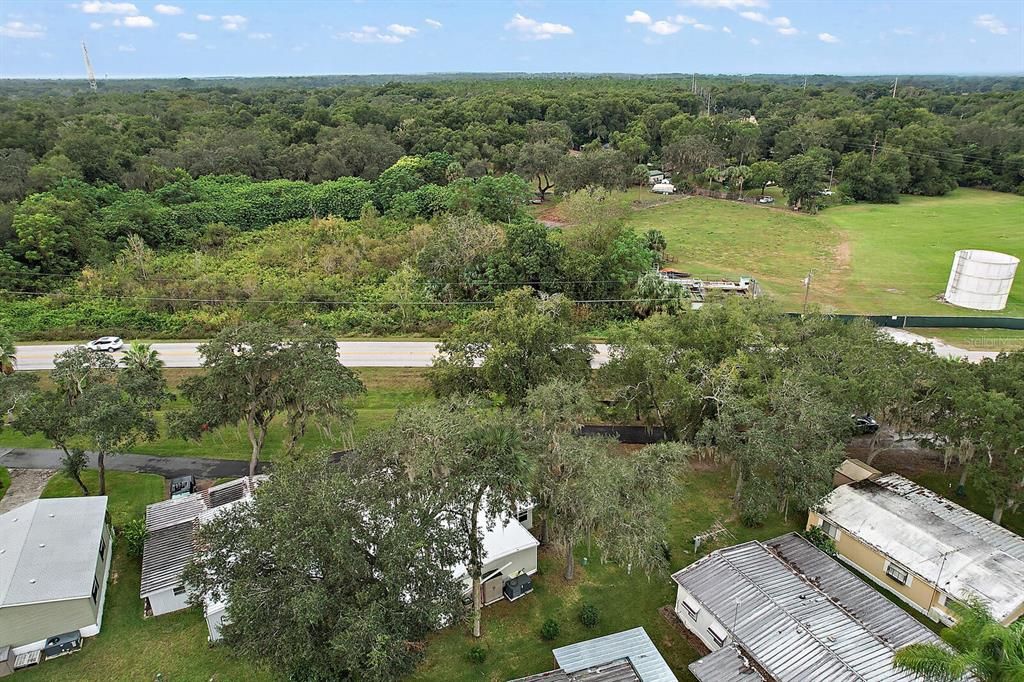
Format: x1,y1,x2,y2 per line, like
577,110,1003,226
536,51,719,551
623,188,1024,316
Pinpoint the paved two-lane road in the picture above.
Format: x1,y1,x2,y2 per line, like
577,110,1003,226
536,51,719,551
13,330,993,371
15,341,615,371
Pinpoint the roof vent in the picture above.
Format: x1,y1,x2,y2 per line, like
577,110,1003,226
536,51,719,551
28,579,36,584
48,513,55,518
38,543,46,548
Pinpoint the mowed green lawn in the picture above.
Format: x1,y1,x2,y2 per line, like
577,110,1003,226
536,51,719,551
625,188,1024,316
825,189,1024,316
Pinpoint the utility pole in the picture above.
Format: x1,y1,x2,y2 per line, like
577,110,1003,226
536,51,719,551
81,41,97,92
870,132,880,163
803,76,807,92
828,166,835,189
802,271,812,314
892,76,898,98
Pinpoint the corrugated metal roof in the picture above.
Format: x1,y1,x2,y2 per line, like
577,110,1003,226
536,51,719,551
819,474,1024,623
145,494,206,532
672,533,944,682
688,644,767,682
553,628,677,682
140,476,266,598
0,497,108,607
139,521,195,596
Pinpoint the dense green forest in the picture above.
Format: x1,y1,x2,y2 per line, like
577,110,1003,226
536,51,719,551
2,75,1023,337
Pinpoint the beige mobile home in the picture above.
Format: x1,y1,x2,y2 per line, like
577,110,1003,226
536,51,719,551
810,472,1024,626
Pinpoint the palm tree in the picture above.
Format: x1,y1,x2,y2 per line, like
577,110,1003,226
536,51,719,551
121,342,163,376
0,327,16,375
893,598,1024,682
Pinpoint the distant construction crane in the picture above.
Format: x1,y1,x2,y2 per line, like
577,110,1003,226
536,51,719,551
81,41,97,91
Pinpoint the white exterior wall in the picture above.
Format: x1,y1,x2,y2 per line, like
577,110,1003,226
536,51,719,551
674,586,731,652
464,545,538,594
145,587,190,616
206,605,227,642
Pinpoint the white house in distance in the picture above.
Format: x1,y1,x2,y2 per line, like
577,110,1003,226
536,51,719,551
810,471,1024,626
672,532,952,682
140,476,265,635
0,497,113,660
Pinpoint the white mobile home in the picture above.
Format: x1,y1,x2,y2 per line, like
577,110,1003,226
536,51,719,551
672,533,956,682
140,477,265,623
453,505,538,606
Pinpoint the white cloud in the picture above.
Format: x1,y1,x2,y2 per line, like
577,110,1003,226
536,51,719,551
685,0,767,8
79,1,138,14
177,31,197,40
387,23,417,36
118,15,154,27
818,32,839,43
154,3,182,15
649,20,681,35
117,44,135,51
505,13,573,41
338,26,404,44
740,11,798,35
221,14,247,31
89,21,103,29
722,25,732,33
625,10,651,25
694,23,713,31
674,15,698,25
0,21,45,38
249,32,271,39
197,14,213,21
749,37,760,45
892,27,914,36
425,18,442,29
974,14,1008,35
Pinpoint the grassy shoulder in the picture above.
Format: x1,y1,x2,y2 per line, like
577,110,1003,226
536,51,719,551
0,467,9,502
0,367,433,461
909,327,1024,352
21,471,275,682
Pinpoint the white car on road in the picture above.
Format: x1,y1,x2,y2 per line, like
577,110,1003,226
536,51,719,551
85,336,124,352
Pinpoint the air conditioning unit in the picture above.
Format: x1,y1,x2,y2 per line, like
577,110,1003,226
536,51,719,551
42,631,82,660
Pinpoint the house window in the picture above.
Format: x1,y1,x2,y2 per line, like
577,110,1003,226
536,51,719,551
173,585,187,597
516,509,529,523
885,562,910,585
681,596,700,621
707,624,727,647
98,537,106,560
820,520,837,539
91,577,99,603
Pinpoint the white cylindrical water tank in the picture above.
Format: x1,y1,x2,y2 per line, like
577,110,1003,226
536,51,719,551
943,249,1019,311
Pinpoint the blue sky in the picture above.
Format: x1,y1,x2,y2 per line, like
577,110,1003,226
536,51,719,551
1,1,1022,78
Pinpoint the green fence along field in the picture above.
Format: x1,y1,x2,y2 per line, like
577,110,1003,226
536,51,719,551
626,188,1024,316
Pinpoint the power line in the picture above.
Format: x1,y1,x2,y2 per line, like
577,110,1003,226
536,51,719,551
11,271,661,287
1,290,681,306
